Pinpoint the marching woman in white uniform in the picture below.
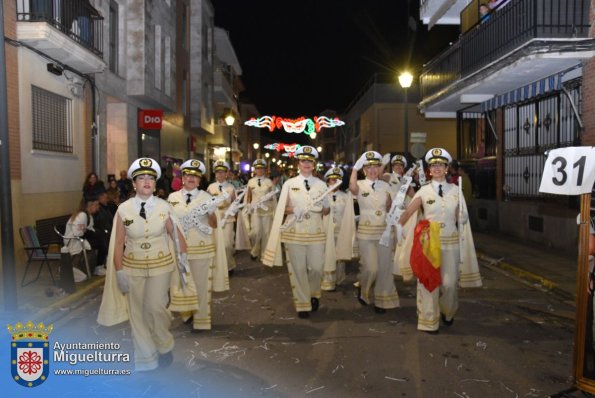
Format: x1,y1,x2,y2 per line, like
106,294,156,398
207,160,237,274
383,154,415,200
321,166,350,291
398,148,482,334
97,158,188,371
246,159,275,261
350,151,400,314
263,146,331,318
167,159,228,332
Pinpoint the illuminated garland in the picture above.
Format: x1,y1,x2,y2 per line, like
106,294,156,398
245,116,345,138
263,143,301,157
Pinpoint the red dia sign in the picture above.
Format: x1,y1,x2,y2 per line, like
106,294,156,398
139,109,163,129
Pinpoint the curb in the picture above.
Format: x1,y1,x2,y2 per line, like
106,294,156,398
32,277,105,324
476,251,575,304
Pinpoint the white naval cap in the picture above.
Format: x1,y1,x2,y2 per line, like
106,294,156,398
391,154,408,168
295,145,318,161
253,159,267,169
324,166,344,180
424,148,452,165
180,159,206,176
127,157,161,180
213,159,230,171
361,150,382,166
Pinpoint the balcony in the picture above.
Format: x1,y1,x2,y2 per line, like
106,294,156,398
214,67,235,108
16,0,105,73
419,0,594,115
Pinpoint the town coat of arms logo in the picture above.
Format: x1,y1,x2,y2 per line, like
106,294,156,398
8,321,53,388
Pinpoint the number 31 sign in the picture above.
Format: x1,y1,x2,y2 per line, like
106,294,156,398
539,147,595,195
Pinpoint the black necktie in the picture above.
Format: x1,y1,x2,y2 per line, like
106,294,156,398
186,193,192,204
219,184,223,192
332,194,336,202
140,202,146,219
371,182,375,191
258,179,261,187
438,184,443,197
304,180,310,191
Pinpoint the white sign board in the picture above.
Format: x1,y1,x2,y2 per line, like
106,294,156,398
539,147,595,195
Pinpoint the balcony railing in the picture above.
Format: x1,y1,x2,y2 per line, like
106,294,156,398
420,0,590,100
17,0,104,56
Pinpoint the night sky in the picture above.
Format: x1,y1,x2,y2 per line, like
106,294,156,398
212,0,460,118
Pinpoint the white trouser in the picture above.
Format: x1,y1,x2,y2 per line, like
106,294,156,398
127,272,174,371
285,243,325,312
417,249,460,331
250,214,273,258
189,258,214,330
221,222,236,270
358,238,399,309
322,261,346,291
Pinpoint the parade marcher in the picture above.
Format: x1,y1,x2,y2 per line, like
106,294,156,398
397,148,482,334
321,166,351,291
97,157,188,371
246,159,275,261
383,154,416,198
263,146,332,318
207,160,237,274
167,159,229,332
349,151,400,314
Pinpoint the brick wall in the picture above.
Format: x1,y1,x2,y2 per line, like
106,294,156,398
581,0,595,145
4,0,21,179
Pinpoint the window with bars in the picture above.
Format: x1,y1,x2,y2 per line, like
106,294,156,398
31,85,73,153
503,79,581,199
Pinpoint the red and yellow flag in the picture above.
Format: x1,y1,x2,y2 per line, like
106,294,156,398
410,219,441,292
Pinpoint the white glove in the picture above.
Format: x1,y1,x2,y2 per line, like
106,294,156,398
178,252,189,274
116,270,129,294
382,153,391,166
460,211,469,226
293,206,304,220
354,156,365,171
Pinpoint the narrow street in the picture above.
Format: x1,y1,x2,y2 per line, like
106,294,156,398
24,250,576,397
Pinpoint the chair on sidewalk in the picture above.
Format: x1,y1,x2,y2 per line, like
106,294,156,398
19,225,59,287
54,225,92,280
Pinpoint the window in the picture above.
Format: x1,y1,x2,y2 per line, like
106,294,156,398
155,25,162,90
31,86,73,153
503,79,581,199
165,35,171,96
181,3,187,49
108,0,119,73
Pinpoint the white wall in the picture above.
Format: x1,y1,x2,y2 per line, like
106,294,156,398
18,49,86,194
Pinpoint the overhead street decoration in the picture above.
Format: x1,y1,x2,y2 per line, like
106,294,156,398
244,116,345,138
263,143,301,157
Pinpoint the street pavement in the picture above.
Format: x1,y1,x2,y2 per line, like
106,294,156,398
0,232,583,398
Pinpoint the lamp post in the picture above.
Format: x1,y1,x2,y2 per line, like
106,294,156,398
224,112,235,171
398,71,413,155
253,142,260,159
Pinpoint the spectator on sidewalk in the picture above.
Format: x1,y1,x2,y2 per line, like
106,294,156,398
449,160,473,204
82,172,106,199
117,170,133,201
106,179,121,208
64,195,100,280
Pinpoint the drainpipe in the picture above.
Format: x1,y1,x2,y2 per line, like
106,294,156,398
0,2,18,310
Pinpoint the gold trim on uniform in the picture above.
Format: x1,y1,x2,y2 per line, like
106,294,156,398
123,219,134,226
280,232,326,243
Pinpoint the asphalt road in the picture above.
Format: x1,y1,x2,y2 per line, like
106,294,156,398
20,250,577,397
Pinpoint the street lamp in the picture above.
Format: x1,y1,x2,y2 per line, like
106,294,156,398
253,142,260,159
224,112,235,170
398,71,413,155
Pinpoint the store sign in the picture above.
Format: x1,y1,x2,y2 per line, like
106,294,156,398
139,109,163,130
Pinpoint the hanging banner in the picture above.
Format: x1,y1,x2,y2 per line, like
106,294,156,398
539,147,595,195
